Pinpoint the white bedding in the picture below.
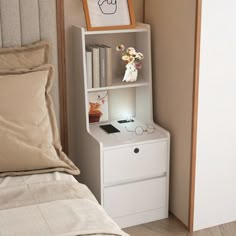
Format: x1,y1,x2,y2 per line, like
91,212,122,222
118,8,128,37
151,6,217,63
0,172,128,236
0,171,77,187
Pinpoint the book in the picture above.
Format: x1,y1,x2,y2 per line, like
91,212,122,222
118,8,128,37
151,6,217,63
88,91,109,123
102,45,112,86
86,51,92,89
87,45,100,88
96,45,106,87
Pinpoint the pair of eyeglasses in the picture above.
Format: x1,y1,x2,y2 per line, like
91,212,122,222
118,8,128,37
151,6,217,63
125,124,155,135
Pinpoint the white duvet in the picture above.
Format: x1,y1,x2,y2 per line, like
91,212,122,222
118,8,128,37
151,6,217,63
0,172,128,236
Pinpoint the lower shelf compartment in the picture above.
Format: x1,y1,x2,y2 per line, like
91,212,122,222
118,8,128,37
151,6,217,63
103,177,167,219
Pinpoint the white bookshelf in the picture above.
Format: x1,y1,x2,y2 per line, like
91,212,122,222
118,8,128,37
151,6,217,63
72,23,170,228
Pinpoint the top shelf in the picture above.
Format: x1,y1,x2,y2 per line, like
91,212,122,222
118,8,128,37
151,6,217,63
78,23,150,35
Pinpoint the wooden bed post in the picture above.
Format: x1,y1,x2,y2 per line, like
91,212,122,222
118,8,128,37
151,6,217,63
56,0,68,155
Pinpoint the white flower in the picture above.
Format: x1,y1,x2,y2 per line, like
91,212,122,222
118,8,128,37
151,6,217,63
122,55,130,61
116,44,125,52
135,52,144,60
127,47,136,55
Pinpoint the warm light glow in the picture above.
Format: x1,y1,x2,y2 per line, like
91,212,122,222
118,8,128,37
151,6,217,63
122,113,133,121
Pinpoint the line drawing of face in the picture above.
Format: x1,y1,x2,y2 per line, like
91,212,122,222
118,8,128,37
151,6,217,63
97,0,117,15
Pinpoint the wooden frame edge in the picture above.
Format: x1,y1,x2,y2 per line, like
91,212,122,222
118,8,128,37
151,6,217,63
56,0,69,155
82,0,136,31
189,0,202,232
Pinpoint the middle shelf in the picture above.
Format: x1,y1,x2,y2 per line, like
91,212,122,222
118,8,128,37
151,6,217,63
87,79,150,92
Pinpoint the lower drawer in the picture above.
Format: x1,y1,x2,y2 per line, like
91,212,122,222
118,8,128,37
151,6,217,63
103,177,167,219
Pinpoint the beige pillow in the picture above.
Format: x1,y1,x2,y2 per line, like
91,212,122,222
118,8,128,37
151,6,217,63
0,65,80,177
0,41,51,70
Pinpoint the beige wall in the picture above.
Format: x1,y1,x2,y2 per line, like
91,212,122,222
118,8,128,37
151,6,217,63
64,0,144,162
145,0,196,226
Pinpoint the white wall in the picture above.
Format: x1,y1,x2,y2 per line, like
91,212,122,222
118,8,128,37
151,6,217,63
194,0,236,230
64,0,144,162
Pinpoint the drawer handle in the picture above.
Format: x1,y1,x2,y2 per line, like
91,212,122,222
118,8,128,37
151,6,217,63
134,148,140,154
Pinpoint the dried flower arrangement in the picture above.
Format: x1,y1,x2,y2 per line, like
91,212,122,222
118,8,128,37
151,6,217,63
116,44,144,82
116,44,144,69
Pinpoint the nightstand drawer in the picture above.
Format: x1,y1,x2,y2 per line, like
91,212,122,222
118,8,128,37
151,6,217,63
104,141,168,186
104,177,167,219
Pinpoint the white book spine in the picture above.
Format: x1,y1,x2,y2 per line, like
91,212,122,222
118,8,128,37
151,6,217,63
93,48,100,88
86,51,92,89
105,47,112,86
87,45,100,88
99,47,106,87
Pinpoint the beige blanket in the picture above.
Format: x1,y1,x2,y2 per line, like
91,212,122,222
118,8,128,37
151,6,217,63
0,173,128,236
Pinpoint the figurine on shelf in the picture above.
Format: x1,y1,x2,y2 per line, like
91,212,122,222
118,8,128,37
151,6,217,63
116,44,144,82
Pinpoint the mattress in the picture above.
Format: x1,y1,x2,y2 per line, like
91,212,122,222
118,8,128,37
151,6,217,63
0,172,128,236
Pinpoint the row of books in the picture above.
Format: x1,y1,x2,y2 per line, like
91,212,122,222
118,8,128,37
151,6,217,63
86,44,112,89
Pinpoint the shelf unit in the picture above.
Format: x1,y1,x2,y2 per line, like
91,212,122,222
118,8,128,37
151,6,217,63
72,23,170,228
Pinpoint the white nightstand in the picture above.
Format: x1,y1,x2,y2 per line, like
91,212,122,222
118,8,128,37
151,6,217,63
100,121,170,228
72,23,170,228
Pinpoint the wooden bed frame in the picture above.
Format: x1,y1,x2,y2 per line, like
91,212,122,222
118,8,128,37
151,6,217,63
56,0,68,154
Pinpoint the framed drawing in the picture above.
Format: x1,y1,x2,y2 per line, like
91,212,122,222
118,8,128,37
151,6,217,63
82,0,136,31
88,91,109,123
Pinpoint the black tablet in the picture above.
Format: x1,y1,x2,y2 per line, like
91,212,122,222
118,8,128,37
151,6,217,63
100,124,120,134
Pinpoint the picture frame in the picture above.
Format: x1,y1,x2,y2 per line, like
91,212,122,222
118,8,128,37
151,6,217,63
82,0,136,31
88,91,109,123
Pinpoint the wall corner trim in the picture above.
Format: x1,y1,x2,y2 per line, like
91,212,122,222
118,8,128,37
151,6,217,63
189,0,202,232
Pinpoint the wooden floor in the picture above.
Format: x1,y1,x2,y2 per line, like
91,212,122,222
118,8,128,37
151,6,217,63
124,215,236,236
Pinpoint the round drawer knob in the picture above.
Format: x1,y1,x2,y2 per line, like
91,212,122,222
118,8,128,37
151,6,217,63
134,148,140,154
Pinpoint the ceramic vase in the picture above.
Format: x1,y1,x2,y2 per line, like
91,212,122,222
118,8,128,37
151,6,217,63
122,63,138,82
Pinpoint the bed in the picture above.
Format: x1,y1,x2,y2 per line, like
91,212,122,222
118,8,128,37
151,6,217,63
0,172,128,235
0,1,128,235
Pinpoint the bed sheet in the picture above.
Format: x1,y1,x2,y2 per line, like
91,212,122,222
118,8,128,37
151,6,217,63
0,172,128,236
0,171,77,187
